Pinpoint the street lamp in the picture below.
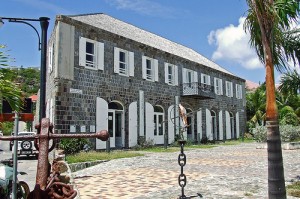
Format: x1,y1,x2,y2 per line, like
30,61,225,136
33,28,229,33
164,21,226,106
0,16,49,199
0,17,50,121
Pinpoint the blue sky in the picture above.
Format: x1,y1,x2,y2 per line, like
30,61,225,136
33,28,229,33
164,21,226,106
0,0,287,83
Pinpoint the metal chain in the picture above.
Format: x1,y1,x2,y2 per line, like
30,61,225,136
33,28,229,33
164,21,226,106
178,141,187,199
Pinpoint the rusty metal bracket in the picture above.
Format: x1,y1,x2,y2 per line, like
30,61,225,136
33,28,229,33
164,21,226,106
0,118,109,199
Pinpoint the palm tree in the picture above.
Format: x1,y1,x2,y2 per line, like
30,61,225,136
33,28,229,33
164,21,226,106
0,45,22,111
244,0,300,198
279,69,300,95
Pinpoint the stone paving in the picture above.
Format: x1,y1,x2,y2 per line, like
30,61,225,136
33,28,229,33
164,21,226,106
72,143,300,199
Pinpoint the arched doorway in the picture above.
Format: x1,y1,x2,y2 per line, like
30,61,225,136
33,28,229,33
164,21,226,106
154,105,164,144
108,101,124,148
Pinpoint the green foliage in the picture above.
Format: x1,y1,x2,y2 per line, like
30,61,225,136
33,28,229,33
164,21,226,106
280,112,299,126
0,122,14,135
252,125,300,142
133,137,155,150
279,106,295,119
59,138,91,155
287,181,300,197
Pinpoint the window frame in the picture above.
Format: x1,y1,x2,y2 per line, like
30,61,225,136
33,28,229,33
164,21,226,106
214,77,223,95
142,56,158,82
236,84,243,99
225,81,233,97
164,63,178,86
201,73,211,85
114,47,134,77
79,37,104,70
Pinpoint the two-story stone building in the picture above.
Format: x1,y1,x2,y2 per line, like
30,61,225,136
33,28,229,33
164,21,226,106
44,13,246,149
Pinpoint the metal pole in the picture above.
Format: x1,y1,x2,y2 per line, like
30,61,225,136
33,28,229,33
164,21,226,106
12,112,19,199
39,17,49,122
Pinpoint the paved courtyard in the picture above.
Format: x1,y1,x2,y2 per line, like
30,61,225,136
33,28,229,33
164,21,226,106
72,143,300,199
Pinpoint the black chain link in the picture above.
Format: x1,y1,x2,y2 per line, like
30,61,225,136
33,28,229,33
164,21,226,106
178,141,187,199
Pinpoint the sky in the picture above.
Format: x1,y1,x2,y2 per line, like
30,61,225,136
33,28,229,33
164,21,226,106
0,0,297,84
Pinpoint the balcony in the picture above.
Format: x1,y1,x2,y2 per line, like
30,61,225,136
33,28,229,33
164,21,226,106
181,82,216,99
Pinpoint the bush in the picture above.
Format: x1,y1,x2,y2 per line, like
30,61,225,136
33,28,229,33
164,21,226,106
60,138,91,155
133,136,154,150
280,112,299,126
251,125,300,143
279,106,295,119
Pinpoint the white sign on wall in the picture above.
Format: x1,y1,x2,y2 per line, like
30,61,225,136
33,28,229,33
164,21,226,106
70,88,83,94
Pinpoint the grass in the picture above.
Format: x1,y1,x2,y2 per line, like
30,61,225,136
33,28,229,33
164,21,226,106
65,150,144,164
287,181,300,197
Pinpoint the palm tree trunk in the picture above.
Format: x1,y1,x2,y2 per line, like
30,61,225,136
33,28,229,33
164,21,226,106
265,58,286,199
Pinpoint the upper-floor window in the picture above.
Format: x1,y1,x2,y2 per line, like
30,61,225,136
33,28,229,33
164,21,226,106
48,42,54,73
236,84,243,99
225,81,233,97
114,47,134,77
201,73,211,85
142,56,158,81
183,68,197,86
79,37,104,70
214,77,223,95
164,63,178,86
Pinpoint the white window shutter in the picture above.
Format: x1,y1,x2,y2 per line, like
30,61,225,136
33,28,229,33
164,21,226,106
214,78,217,94
164,63,168,84
230,82,233,97
182,68,186,83
142,56,146,79
194,71,198,83
154,59,159,82
79,37,86,67
236,84,238,98
220,79,223,95
201,74,204,84
174,65,178,86
129,51,134,76
114,47,119,73
48,46,53,73
208,75,211,85
97,42,104,70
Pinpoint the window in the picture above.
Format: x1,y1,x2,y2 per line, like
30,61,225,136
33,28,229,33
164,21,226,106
225,81,233,97
48,42,54,73
114,47,134,76
236,84,243,99
214,78,223,95
142,56,158,81
183,68,197,87
164,63,178,86
201,73,211,85
79,37,104,70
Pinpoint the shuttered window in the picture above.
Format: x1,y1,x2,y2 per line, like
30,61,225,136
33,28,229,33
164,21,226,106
79,37,104,70
114,47,134,77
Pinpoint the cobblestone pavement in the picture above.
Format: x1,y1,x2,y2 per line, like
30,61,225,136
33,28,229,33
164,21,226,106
72,143,300,199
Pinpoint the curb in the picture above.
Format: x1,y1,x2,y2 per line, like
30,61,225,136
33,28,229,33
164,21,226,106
68,160,109,172
256,141,300,150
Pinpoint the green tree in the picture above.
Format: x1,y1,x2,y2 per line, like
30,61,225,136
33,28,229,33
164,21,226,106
0,45,23,111
244,0,300,198
279,69,300,95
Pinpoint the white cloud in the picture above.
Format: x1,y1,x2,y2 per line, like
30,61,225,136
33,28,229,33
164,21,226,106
208,17,264,70
105,0,177,18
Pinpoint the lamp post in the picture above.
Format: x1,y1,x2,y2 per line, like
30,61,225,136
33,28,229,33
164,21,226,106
0,16,49,199
0,17,50,121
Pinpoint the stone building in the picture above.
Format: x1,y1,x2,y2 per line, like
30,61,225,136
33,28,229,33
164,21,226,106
45,13,246,149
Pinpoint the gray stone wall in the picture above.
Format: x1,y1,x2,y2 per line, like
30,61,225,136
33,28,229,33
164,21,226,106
47,16,246,147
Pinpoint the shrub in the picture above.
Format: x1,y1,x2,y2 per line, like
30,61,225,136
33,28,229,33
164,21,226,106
133,137,154,150
252,125,267,142
60,138,91,155
279,106,295,119
251,125,300,143
280,112,299,126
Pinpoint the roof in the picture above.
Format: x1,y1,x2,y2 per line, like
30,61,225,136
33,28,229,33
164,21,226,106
245,80,260,90
29,95,38,102
67,13,235,77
